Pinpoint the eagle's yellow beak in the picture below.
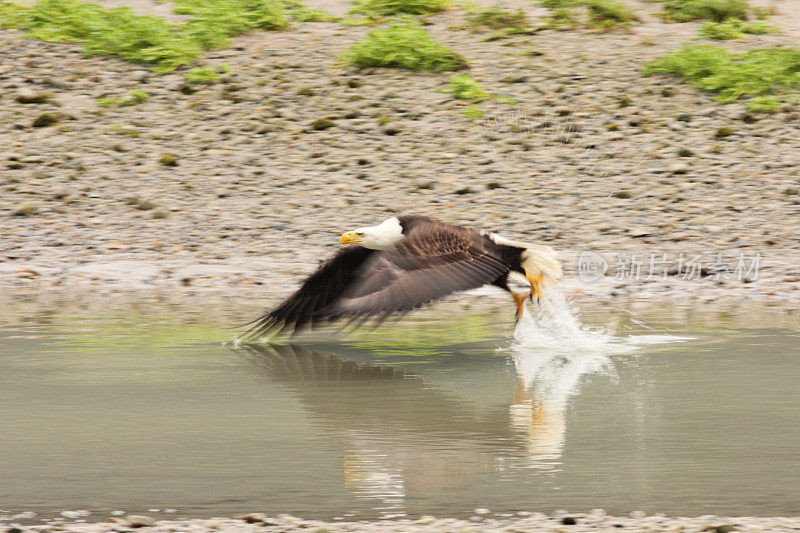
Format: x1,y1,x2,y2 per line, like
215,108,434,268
340,231,363,245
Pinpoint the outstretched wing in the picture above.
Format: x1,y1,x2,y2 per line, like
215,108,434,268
322,227,509,321
244,246,375,338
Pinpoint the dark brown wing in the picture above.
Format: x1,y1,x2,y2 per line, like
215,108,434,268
244,246,375,338
322,226,509,321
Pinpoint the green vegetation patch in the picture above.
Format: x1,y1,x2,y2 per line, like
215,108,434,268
341,18,467,70
183,64,231,83
660,0,747,22
175,0,289,50
539,0,639,29
642,44,800,110
464,4,528,29
349,0,448,16
0,0,332,71
442,74,489,101
0,0,202,70
699,18,777,39
98,90,150,107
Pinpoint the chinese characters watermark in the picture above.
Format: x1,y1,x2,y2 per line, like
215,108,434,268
577,252,761,283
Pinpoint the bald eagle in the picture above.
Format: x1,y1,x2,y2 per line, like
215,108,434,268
244,215,562,338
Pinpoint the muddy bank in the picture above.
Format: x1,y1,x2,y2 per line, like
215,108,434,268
2,2,800,303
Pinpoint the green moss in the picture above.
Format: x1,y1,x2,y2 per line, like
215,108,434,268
464,4,528,29
98,90,150,107
341,18,467,71
699,18,777,39
539,0,638,29
176,0,289,50
0,0,328,71
183,66,223,83
462,105,484,118
583,0,639,27
1,0,202,70
350,0,448,16
660,0,747,22
643,45,800,110
442,74,489,101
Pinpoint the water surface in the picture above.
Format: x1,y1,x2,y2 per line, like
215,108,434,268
2,299,800,520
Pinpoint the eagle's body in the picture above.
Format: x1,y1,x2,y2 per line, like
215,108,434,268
245,215,562,337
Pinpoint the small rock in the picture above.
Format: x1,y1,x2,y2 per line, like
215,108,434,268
562,516,577,525
715,126,734,138
16,90,52,104
415,516,436,525
310,118,335,130
713,525,737,533
32,112,60,128
159,153,178,167
676,147,694,157
151,209,170,219
474,508,490,515
124,515,154,528
239,513,267,524
13,203,39,216
611,190,631,199
383,125,401,135
669,162,689,174
129,70,149,82
7,525,23,533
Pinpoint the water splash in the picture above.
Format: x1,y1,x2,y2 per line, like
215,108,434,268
508,289,689,470
512,288,687,355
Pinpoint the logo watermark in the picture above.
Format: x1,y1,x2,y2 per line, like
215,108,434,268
577,251,608,283
576,252,761,283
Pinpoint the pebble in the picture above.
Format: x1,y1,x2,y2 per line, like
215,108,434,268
123,515,154,528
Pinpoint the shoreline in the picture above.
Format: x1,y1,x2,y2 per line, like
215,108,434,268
6,511,800,532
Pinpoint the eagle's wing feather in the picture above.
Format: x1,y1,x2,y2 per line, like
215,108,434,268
323,229,508,320
244,246,375,338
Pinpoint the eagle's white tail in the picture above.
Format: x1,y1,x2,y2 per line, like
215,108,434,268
521,245,563,299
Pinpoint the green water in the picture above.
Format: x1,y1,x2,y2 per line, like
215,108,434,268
1,302,800,521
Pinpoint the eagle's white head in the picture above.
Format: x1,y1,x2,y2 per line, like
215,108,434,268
340,217,404,250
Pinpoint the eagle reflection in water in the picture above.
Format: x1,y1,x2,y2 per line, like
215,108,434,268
233,343,613,517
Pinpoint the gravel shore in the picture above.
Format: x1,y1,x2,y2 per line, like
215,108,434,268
5,511,800,533
2,0,800,304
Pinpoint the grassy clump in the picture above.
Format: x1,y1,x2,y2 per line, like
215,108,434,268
183,64,230,82
583,0,639,27
464,4,528,29
341,19,467,70
539,0,639,29
0,0,331,71
98,90,150,107
0,0,202,70
660,0,747,22
350,0,448,16
699,18,777,39
174,0,289,49
442,74,490,100
642,44,800,110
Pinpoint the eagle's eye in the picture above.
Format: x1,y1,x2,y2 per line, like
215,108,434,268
357,232,365,237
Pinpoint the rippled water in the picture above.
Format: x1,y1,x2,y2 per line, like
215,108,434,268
2,297,800,521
